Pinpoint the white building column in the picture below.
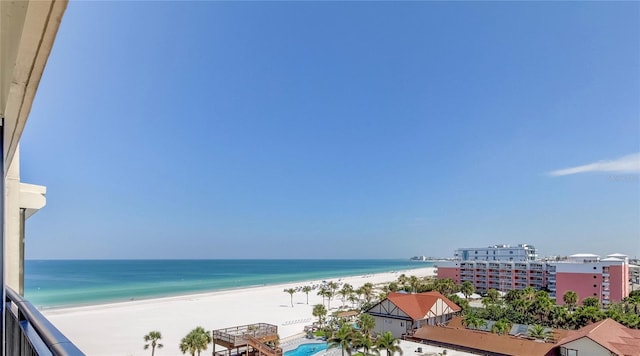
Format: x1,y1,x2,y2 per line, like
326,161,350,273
4,145,46,295
5,145,21,293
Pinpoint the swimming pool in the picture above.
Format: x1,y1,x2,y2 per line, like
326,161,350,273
284,343,328,356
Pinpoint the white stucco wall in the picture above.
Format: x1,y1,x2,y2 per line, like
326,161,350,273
371,315,410,338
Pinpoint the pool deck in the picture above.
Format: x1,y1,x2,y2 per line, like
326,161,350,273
280,334,475,356
281,334,325,353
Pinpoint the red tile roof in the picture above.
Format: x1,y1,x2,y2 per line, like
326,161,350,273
557,318,640,356
385,291,461,321
413,317,571,356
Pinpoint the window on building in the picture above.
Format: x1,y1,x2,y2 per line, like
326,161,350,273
400,322,404,327
594,284,597,288
510,251,513,254
560,347,578,356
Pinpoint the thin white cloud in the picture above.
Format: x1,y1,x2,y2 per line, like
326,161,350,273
548,153,640,177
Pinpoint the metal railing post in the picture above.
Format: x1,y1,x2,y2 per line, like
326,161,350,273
1,118,6,356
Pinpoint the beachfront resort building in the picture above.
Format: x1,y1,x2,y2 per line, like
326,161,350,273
437,244,631,305
454,243,538,262
0,0,82,354
365,291,461,338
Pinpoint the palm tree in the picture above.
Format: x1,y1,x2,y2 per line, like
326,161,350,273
548,305,570,329
529,291,554,323
285,288,296,307
481,297,493,308
511,297,529,315
339,284,354,308
328,323,354,356
361,283,374,304
522,287,536,303
327,281,340,309
143,331,163,356
318,286,330,308
352,331,374,355
357,313,376,336
528,324,551,341
408,276,420,293
461,313,486,330
447,294,469,311
491,319,510,335
460,281,474,299
563,291,578,311
313,304,327,326
486,289,500,304
302,286,312,304
179,332,199,356
348,294,359,308
397,274,408,285
504,289,522,304
572,306,605,328
582,297,600,308
375,331,403,356
180,327,211,356
433,278,457,296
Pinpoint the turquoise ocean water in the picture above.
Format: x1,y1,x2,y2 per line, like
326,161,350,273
25,259,432,309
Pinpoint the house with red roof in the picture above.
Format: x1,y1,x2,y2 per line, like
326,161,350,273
556,318,640,356
365,291,461,338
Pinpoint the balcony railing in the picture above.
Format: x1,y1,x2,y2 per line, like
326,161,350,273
5,287,85,356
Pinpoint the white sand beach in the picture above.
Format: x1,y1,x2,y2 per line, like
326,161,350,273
44,267,435,356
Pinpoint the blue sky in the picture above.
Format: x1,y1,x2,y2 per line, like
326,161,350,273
21,1,639,259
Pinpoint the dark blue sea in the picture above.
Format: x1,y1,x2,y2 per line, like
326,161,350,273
25,259,431,308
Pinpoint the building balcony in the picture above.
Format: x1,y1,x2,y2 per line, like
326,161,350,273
5,287,84,355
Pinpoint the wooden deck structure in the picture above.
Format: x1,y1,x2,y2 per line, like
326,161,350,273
212,323,282,356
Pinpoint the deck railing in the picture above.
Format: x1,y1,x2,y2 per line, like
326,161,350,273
213,323,278,347
5,287,85,356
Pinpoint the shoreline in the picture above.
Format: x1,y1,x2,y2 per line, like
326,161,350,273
35,263,434,311
45,266,435,356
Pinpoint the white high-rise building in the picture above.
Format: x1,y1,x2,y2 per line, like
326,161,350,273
454,243,537,262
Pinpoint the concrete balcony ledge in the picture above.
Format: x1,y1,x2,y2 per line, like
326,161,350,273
19,182,46,219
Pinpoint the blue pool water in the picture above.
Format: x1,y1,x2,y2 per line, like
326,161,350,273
285,343,328,356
